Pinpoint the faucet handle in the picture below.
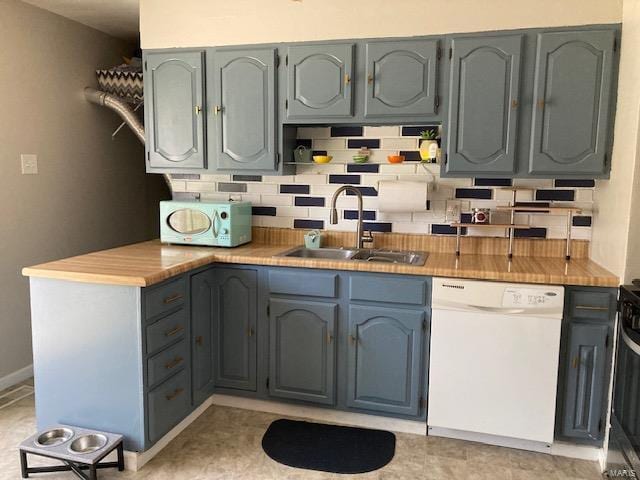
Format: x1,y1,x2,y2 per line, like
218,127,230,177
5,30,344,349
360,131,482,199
362,230,374,245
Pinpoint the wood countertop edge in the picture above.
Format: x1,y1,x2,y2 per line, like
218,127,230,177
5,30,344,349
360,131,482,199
22,245,620,288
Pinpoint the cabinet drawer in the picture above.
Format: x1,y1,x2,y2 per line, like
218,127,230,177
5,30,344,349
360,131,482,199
146,309,187,355
147,369,190,444
569,290,614,320
144,277,186,320
349,275,427,305
269,270,338,298
147,339,188,388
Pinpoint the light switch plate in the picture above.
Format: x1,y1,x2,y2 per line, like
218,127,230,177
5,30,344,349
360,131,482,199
21,154,38,175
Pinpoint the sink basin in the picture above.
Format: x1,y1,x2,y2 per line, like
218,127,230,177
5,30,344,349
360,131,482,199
277,246,358,260
351,249,428,266
277,246,427,266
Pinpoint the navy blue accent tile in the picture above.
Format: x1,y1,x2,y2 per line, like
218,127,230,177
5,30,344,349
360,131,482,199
312,150,327,156
474,178,512,187
363,222,392,233
455,188,492,200
173,192,200,200
233,175,262,182
573,215,592,227
554,179,595,188
400,151,422,162
280,184,310,194
426,200,431,210
461,213,473,223
346,187,378,197
432,224,467,235
402,126,438,137
515,202,551,207
535,189,575,201
171,173,200,180
331,126,363,137
296,139,312,148
347,139,380,149
294,219,324,229
294,197,325,207
347,164,379,173
514,228,547,238
344,210,376,221
252,206,276,216
329,174,361,184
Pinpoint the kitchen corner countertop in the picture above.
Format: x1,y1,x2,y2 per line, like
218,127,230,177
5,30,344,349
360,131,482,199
22,240,619,288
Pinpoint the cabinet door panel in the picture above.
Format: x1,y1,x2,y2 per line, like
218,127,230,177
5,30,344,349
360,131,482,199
190,270,216,405
287,44,354,118
269,299,337,405
365,40,439,117
145,51,205,169
529,31,615,175
347,305,424,416
214,48,276,171
561,322,608,440
213,269,258,391
445,35,522,174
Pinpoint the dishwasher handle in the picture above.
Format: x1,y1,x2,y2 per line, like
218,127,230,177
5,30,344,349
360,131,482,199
470,305,527,315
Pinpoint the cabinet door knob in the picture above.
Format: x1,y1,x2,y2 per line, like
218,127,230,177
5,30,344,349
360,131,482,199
511,99,519,108
195,335,203,346
247,327,255,337
572,356,579,369
537,99,545,109
194,105,202,115
214,105,223,115
367,74,373,85
349,334,357,345
327,332,333,344
344,73,351,85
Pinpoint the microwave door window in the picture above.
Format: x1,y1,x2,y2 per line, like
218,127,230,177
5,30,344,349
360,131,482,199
167,209,211,235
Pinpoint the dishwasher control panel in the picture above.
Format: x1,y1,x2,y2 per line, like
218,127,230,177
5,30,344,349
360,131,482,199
502,288,561,308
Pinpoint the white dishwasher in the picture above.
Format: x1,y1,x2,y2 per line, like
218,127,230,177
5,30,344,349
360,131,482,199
428,277,564,450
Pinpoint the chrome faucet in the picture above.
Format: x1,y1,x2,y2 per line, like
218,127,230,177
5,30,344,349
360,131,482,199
329,185,374,249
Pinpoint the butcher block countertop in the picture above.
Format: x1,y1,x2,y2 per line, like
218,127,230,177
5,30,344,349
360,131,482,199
23,239,618,288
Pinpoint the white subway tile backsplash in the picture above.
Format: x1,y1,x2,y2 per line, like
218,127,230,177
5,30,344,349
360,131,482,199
175,124,595,240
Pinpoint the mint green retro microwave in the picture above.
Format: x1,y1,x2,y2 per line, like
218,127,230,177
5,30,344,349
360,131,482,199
160,200,252,247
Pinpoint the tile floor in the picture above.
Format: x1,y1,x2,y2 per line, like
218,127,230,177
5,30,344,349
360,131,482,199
0,381,603,479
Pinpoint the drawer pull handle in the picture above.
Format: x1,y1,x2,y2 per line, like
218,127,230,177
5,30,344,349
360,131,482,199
165,356,184,370
327,332,333,344
165,325,184,337
166,388,184,401
247,327,255,337
195,335,203,346
572,356,579,369
575,305,609,312
163,293,183,305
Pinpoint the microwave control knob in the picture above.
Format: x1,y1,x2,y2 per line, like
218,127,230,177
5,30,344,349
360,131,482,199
220,228,229,235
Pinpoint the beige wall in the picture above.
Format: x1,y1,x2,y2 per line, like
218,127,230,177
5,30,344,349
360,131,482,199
0,0,167,380
592,0,640,282
140,0,622,48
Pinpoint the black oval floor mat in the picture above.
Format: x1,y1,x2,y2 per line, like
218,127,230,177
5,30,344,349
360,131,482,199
261,419,396,474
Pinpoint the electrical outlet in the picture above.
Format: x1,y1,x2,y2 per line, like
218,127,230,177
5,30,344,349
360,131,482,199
21,154,38,175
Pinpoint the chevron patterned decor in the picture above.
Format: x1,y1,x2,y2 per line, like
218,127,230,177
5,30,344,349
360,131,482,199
96,69,143,102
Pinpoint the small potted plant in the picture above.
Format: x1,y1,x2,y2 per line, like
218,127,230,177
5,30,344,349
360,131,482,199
419,129,439,163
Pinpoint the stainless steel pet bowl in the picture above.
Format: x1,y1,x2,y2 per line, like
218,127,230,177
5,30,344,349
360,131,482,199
34,428,74,447
68,434,107,454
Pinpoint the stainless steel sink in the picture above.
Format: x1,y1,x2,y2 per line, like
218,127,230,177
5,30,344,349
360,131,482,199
277,246,427,266
277,246,358,260
351,249,428,266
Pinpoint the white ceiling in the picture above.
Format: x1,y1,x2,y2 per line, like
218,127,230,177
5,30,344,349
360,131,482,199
22,0,140,41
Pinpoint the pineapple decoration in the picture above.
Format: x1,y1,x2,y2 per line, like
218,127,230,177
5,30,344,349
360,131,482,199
419,128,439,163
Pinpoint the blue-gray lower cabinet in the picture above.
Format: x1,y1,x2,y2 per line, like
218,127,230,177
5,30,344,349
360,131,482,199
212,268,258,391
190,269,217,405
347,305,426,417
268,298,337,405
528,30,616,176
556,286,616,445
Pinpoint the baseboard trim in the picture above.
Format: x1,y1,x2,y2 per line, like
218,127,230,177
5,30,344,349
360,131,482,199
0,364,33,391
210,394,427,436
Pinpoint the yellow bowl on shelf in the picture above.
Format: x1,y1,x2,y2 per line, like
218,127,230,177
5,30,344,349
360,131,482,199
313,155,333,164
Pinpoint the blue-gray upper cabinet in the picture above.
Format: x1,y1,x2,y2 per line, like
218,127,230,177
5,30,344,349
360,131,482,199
347,305,425,416
143,50,206,170
445,35,523,175
212,268,258,391
364,39,439,118
286,43,354,119
212,48,277,171
190,269,216,406
529,30,616,176
268,299,337,405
